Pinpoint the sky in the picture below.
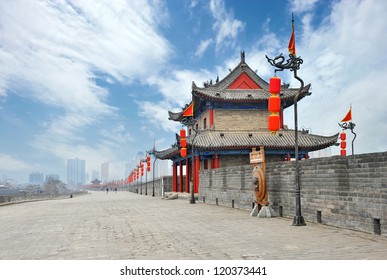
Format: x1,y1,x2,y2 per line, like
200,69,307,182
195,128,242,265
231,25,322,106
1,0,386,184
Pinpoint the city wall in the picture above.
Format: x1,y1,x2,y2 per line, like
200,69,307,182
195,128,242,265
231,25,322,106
125,176,173,197
0,191,88,206
198,151,387,236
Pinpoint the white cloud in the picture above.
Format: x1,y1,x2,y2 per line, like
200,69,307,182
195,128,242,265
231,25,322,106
138,101,180,133
289,0,319,13
141,67,217,136
0,0,170,123
0,0,172,175
285,0,387,154
195,39,213,58
146,68,213,107
209,0,245,51
0,154,35,171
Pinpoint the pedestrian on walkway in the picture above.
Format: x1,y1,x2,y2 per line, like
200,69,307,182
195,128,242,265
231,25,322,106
106,188,109,194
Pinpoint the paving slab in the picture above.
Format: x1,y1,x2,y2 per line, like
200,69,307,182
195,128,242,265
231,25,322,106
0,191,386,260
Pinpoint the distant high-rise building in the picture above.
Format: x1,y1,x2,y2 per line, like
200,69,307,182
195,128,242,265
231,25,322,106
45,174,59,182
101,162,109,183
67,158,85,186
29,172,44,185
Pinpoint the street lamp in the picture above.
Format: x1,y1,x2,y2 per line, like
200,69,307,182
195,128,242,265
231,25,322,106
140,158,149,195
147,148,157,197
266,53,306,226
339,121,356,155
137,165,140,194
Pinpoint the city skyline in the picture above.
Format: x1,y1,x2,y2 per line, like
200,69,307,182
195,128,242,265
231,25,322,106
1,0,386,183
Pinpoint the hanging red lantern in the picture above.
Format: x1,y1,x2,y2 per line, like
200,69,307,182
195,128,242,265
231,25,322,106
146,154,151,172
268,95,281,113
180,147,187,157
268,114,280,132
340,131,347,157
268,76,281,132
180,138,186,148
269,76,281,94
179,129,187,157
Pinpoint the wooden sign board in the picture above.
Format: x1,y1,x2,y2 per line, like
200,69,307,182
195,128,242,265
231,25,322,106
250,148,264,164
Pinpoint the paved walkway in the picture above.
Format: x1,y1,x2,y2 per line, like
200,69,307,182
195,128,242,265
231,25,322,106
0,191,386,260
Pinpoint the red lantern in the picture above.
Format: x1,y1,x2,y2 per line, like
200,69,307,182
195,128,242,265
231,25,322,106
268,95,281,113
340,141,346,149
268,114,280,132
340,132,346,141
180,129,186,138
341,149,346,156
269,76,281,94
180,147,187,157
146,155,151,172
180,138,186,148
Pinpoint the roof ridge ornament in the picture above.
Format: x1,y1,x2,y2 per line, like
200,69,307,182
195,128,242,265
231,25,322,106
241,51,245,63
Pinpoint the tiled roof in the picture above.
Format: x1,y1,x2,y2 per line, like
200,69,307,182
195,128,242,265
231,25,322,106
192,59,311,108
153,145,179,160
153,130,338,160
193,130,338,151
168,111,182,121
168,55,311,122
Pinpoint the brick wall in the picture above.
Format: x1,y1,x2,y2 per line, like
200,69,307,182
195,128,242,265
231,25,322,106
199,152,387,236
214,109,269,130
0,191,87,205
126,176,173,197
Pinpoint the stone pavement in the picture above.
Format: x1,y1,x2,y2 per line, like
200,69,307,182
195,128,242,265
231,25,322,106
0,191,386,260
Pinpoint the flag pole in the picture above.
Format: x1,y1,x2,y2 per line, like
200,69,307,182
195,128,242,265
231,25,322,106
339,106,356,155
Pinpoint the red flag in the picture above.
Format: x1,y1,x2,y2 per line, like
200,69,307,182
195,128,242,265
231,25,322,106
288,14,296,56
341,107,352,122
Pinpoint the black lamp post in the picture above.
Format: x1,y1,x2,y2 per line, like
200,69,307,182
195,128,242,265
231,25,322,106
189,129,198,204
141,158,148,195
147,148,157,197
266,53,306,226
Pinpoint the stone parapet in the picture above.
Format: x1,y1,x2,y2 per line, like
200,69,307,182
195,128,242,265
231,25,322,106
199,151,387,236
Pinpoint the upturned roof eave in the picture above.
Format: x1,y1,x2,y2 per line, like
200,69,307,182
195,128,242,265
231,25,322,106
153,131,339,160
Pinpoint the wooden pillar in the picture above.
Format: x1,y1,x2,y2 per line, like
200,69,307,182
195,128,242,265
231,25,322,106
172,162,177,192
209,108,214,127
280,108,284,128
179,162,183,192
214,152,219,169
185,160,190,193
194,155,200,193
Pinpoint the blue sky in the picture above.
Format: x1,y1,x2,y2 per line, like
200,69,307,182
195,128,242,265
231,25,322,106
1,0,386,183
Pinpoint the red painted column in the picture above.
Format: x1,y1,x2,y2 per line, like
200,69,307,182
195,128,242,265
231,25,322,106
209,109,214,127
172,162,177,192
179,162,183,192
280,108,284,128
194,156,200,193
185,160,190,193
214,152,219,169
